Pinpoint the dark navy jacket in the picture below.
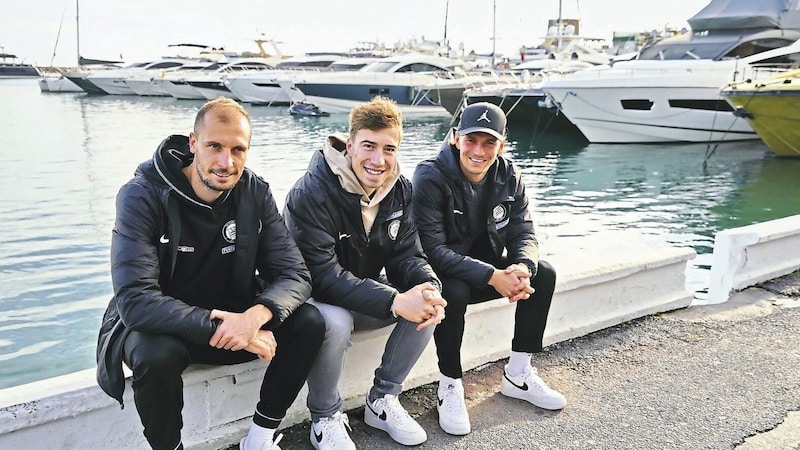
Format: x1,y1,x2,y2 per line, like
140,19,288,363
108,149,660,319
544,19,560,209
411,133,539,288
284,145,441,319
96,135,311,406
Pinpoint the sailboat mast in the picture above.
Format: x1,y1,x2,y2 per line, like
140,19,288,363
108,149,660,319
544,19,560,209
443,0,449,55
76,0,80,65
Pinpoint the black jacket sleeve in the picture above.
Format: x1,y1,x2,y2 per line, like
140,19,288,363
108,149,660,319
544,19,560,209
110,180,217,345
285,186,399,319
411,163,496,287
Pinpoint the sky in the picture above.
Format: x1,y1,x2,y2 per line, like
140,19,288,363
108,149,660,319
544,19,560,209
1,0,708,67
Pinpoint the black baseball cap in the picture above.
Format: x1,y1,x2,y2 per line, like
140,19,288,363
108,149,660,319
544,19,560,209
457,102,506,140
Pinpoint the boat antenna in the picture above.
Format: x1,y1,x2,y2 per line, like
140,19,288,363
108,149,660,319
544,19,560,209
557,0,563,51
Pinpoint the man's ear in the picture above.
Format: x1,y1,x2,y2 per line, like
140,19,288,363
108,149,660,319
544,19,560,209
188,132,197,154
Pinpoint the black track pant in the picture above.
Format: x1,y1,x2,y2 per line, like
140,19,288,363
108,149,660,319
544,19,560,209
435,260,556,379
122,303,324,450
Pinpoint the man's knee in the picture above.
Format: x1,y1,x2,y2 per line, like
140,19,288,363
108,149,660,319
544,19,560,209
291,302,327,342
535,260,557,287
124,332,188,377
440,278,472,307
309,300,355,346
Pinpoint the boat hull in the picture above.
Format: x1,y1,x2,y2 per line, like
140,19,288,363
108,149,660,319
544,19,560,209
722,78,800,157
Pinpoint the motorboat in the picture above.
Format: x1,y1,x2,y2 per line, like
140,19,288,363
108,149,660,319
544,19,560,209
184,59,275,100
126,60,220,96
222,55,351,105
288,101,330,117
274,52,476,117
0,49,40,78
37,66,83,92
721,68,800,157
540,0,800,143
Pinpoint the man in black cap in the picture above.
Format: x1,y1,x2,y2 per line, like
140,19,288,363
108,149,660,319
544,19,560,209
411,102,566,436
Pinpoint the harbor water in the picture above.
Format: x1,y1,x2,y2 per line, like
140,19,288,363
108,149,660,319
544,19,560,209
2,79,800,390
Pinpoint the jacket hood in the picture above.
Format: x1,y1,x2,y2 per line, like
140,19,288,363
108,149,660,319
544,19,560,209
322,133,400,206
142,134,231,208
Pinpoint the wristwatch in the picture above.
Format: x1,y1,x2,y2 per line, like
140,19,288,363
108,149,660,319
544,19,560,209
390,297,398,319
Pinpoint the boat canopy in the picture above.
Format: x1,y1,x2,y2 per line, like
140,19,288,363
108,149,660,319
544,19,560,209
688,0,800,31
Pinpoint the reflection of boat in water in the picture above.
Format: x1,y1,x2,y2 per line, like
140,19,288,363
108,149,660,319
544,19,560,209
288,101,330,117
721,68,800,157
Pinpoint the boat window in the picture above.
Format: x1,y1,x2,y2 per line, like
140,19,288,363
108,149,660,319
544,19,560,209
620,99,654,110
639,41,734,60
668,99,734,112
148,62,185,69
362,61,399,72
722,38,796,59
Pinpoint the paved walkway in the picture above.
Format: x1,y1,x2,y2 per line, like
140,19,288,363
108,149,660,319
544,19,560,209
246,273,800,449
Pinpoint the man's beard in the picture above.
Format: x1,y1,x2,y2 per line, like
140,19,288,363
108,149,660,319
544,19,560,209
197,164,237,192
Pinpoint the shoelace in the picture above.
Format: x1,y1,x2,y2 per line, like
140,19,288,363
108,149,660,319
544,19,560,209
440,384,466,413
381,395,415,424
320,412,353,434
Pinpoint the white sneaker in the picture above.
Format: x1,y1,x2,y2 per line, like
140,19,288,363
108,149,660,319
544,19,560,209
437,380,471,435
310,411,356,450
239,432,283,450
364,393,427,446
500,365,567,410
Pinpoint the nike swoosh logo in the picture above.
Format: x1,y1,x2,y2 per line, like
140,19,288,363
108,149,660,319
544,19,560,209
453,209,463,215
314,429,323,443
338,233,351,240
159,234,169,244
366,401,388,421
504,374,528,391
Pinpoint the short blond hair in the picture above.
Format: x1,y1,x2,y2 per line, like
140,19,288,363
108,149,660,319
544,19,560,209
348,96,404,142
193,97,251,135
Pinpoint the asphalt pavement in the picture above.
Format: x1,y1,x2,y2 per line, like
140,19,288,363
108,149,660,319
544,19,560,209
253,271,800,450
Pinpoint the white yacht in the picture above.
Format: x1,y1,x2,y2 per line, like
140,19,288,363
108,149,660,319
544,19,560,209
222,54,346,105
272,53,475,116
540,0,800,143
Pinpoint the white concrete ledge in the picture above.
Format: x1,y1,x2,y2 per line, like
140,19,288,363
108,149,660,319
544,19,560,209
0,245,696,450
707,214,800,304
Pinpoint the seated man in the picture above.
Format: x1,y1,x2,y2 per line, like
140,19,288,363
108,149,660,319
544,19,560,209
411,102,566,436
96,97,324,450
284,96,446,449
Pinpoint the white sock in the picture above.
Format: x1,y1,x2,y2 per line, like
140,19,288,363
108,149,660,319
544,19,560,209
439,373,463,390
242,422,275,450
506,351,532,377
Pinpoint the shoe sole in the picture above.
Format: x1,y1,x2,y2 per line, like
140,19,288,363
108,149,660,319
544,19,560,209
436,404,471,435
500,382,567,410
364,410,427,446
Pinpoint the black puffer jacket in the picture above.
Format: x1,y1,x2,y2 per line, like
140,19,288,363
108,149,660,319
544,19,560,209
411,133,539,288
97,135,311,407
284,143,441,319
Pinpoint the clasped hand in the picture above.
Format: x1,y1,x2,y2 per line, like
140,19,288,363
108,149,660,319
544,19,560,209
489,263,535,303
394,282,447,331
208,306,277,361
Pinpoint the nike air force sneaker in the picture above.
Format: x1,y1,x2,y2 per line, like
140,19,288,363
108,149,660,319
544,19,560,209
500,365,567,410
310,411,355,450
437,380,471,435
239,432,283,450
363,393,427,445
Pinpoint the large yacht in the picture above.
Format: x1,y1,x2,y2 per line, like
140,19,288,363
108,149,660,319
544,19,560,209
0,49,40,78
540,0,800,143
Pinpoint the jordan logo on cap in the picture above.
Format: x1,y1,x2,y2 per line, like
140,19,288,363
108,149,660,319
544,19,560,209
477,109,491,122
